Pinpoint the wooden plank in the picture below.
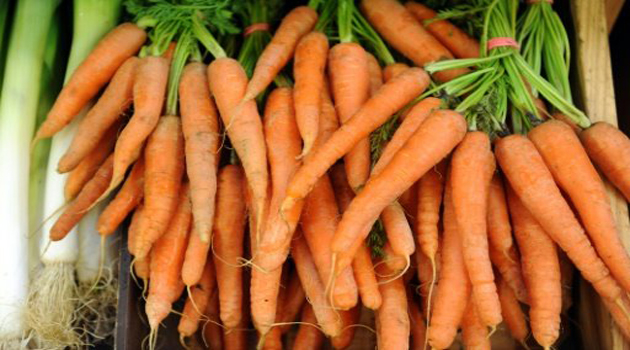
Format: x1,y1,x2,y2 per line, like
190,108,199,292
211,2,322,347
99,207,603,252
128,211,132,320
570,0,630,349
606,0,626,33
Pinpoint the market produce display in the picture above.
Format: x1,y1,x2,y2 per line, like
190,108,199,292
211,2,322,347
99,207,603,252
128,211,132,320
1,0,630,349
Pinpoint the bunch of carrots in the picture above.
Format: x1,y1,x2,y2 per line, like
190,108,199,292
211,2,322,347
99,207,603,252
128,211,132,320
28,0,630,349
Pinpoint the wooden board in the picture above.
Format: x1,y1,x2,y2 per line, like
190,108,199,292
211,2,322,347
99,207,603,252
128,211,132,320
570,0,630,349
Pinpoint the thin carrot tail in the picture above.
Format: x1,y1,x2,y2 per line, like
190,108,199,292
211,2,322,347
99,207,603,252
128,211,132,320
487,324,497,338
424,256,437,350
256,332,266,350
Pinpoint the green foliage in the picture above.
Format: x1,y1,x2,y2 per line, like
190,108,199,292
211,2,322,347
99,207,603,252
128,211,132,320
368,220,386,258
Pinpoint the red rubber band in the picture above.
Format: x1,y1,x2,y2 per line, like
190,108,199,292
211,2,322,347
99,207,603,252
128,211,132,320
487,37,520,50
244,23,270,37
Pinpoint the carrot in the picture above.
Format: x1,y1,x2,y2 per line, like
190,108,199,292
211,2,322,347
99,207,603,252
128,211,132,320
415,158,446,272
283,67,431,214
261,327,282,350
360,0,468,83
134,254,151,284
328,42,372,192
399,182,418,217
251,266,283,336
58,57,137,172
291,233,342,337
213,165,247,329
552,112,580,133
366,52,384,95
331,306,360,349
64,121,118,201
180,62,221,243
451,131,501,329
580,122,630,201
292,304,325,350
127,203,145,256
34,23,146,140
181,227,211,287
381,203,415,257
223,280,250,350
382,242,408,272
301,175,359,310
461,298,491,350
208,57,268,244
487,173,528,303
294,31,329,156
203,291,224,350
428,175,470,350
50,155,114,241
134,115,185,259
529,120,630,294
404,2,480,59
145,183,191,330
383,63,409,82
331,109,466,275
604,295,630,342
408,295,427,350
375,265,409,350
109,56,170,194
497,277,528,346
97,155,144,236
372,97,442,175
494,134,624,307
252,84,339,273
178,258,217,339
277,269,306,334
244,6,318,101
415,249,438,316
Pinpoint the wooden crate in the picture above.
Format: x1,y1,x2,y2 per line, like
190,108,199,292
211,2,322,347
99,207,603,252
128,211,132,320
114,0,630,348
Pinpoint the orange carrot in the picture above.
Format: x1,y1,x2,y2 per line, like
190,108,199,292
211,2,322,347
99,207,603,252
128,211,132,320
382,242,408,272
375,266,409,350
580,121,630,201
34,23,146,140
109,56,170,193
277,269,307,334
127,203,144,256
244,6,318,101
301,175,358,310
328,42,372,192
178,258,217,339
372,97,442,175
58,57,137,172
64,121,118,201
428,175,470,350
223,278,250,350
51,155,114,241
604,296,630,342
180,62,221,243
294,31,329,156
552,112,580,133
208,57,268,244
383,63,409,83
329,164,382,310
495,134,624,306
530,120,630,294
497,277,528,345
261,327,282,350
408,295,427,350
251,266,283,336
331,306,360,349
292,304,325,350
381,203,415,258
451,131,501,329
461,298,491,350
214,165,247,329
283,67,431,216
203,291,224,350
487,173,528,303
134,115,185,259
405,2,480,59
415,159,446,269
97,155,144,236
415,249,438,316
366,52,384,95
145,184,192,330
181,227,211,287
292,233,342,337
331,110,466,275
360,0,468,82
134,254,151,284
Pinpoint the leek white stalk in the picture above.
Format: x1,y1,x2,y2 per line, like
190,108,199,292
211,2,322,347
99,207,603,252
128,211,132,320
0,0,60,347
26,0,121,347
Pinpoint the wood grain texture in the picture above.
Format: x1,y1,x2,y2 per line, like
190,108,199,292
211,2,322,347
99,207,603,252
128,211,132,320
571,0,630,349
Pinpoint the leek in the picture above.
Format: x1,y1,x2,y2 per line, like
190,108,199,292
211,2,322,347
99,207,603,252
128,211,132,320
0,0,60,346
26,0,121,348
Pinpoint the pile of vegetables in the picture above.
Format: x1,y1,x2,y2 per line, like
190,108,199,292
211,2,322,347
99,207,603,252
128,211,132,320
2,0,630,349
